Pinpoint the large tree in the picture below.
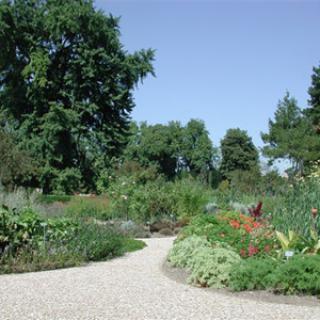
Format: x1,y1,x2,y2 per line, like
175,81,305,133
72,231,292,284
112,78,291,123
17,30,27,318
220,128,259,179
123,121,181,179
0,130,37,190
0,0,154,193
123,119,217,181
261,93,318,175
180,119,217,182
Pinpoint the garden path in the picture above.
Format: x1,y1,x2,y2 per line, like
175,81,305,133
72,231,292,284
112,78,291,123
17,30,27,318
1,237,319,320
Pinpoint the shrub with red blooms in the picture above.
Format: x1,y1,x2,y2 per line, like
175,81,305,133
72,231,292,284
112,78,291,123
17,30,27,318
180,212,277,259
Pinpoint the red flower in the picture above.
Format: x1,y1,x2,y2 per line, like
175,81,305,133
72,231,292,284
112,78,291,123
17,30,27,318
243,224,252,233
229,220,240,229
248,244,259,256
252,221,261,229
240,249,247,257
264,245,271,253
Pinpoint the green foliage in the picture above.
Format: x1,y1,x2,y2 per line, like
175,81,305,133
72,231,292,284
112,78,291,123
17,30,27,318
261,92,319,175
69,223,125,261
220,128,259,180
229,257,280,291
168,235,210,268
105,175,213,222
275,230,303,252
65,195,110,220
168,235,240,288
123,120,217,181
0,205,77,254
188,245,240,288
0,205,145,274
121,238,146,253
171,178,213,218
266,255,320,295
38,194,72,204
0,0,154,193
179,212,277,258
306,64,320,128
270,179,320,237
0,130,37,189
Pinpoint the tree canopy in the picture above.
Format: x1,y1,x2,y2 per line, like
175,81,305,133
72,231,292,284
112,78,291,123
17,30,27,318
123,119,217,182
220,128,259,179
261,93,319,175
306,64,320,130
0,0,154,193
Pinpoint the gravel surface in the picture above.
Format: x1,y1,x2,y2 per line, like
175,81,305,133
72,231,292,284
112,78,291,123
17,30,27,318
1,237,320,320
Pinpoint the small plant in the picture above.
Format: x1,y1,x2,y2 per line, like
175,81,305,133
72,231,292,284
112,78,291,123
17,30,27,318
248,201,263,218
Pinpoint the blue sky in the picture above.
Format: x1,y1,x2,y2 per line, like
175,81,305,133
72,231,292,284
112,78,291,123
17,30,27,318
95,0,320,163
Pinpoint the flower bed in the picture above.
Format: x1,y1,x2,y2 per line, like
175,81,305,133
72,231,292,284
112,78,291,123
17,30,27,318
168,204,320,296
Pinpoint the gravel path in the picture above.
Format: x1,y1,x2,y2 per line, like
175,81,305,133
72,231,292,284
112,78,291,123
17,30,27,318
1,237,319,320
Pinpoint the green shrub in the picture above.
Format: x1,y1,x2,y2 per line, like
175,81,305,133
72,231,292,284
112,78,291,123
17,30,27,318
229,257,280,291
122,238,146,252
65,195,110,220
168,235,240,288
188,245,240,288
69,223,126,261
171,178,213,218
0,249,83,274
266,255,320,295
168,235,210,268
106,173,214,222
229,255,320,296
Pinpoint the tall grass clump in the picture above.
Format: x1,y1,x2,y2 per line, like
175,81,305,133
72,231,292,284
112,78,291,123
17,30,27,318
270,179,320,237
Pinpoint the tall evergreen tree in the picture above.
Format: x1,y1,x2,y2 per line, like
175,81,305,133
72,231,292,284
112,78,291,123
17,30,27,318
261,93,318,175
0,0,154,193
306,64,320,130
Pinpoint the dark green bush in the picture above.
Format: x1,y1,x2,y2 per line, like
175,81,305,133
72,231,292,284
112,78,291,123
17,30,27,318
0,205,145,274
229,257,280,291
229,255,320,296
69,223,125,261
266,255,320,295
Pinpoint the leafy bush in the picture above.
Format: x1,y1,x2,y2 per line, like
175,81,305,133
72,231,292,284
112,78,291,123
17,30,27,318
65,195,110,220
171,178,213,218
266,255,320,295
230,255,320,296
69,223,126,261
229,257,280,291
168,235,240,288
0,205,145,274
188,245,240,288
168,235,210,268
106,175,213,222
